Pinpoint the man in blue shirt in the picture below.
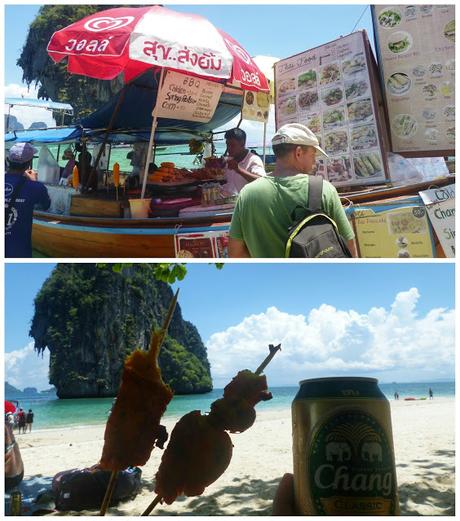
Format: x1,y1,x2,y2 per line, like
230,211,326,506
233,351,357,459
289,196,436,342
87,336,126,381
5,143,51,257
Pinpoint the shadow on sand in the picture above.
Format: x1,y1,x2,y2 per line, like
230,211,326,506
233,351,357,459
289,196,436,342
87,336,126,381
398,450,455,516
14,461,455,516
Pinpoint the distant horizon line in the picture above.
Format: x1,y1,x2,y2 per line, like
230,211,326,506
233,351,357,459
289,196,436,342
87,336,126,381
6,379,455,396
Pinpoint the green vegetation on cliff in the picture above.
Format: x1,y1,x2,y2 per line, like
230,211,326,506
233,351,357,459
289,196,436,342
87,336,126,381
18,5,133,120
30,264,212,398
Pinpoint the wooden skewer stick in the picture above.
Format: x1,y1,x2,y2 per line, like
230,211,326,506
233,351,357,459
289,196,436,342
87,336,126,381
141,494,162,516
156,289,179,350
100,291,179,516
99,470,119,516
255,343,281,375
141,342,281,516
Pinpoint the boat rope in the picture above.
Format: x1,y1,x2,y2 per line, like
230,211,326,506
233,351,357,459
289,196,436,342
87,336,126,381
351,5,370,34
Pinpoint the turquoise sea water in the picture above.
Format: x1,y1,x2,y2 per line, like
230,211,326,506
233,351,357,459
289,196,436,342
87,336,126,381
12,381,454,431
45,142,266,173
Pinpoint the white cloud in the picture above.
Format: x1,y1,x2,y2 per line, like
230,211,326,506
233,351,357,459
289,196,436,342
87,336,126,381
206,288,455,386
5,83,56,129
5,342,51,391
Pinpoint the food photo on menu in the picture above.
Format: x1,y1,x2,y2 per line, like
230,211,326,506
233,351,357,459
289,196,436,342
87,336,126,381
373,4,455,154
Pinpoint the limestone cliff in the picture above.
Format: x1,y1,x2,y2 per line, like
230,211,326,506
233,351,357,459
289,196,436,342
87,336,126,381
30,264,212,398
18,5,125,120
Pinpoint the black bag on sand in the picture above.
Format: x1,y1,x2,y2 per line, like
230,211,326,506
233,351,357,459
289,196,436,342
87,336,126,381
52,466,142,511
285,176,352,258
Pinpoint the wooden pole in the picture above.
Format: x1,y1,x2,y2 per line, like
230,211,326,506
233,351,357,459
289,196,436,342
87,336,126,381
84,87,127,191
99,470,118,516
262,121,267,168
141,67,165,200
141,494,162,516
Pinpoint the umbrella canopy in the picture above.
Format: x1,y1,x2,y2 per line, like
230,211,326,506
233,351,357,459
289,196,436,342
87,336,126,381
5,401,17,414
47,5,269,92
81,70,243,145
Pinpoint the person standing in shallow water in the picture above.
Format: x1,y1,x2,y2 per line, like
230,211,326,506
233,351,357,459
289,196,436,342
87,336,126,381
16,409,26,434
26,409,34,433
429,388,433,399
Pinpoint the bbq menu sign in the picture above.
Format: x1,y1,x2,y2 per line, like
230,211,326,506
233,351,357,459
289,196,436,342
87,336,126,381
155,70,223,123
274,31,388,188
372,5,455,156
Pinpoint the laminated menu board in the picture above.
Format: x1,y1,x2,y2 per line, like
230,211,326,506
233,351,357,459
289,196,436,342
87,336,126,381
174,230,229,258
372,5,455,156
352,197,435,257
274,31,389,188
242,90,271,122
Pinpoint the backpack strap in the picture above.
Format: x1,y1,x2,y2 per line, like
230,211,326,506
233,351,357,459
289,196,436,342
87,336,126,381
290,175,323,221
307,175,323,213
5,176,27,223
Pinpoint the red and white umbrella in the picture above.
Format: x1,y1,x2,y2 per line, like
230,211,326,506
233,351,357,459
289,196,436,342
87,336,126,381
5,400,17,414
47,6,269,197
47,5,269,92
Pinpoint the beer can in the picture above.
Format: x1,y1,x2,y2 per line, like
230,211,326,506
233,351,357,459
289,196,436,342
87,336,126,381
10,490,22,516
292,377,399,515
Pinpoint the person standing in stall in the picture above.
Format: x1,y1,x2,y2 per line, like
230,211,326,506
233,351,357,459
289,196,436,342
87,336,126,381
222,128,266,195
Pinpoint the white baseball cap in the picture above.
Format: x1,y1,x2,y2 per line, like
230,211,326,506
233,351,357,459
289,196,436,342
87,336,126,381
272,123,328,157
7,142,37,163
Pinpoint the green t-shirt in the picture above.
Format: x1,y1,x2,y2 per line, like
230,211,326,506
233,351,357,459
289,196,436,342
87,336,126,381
230,174,355,258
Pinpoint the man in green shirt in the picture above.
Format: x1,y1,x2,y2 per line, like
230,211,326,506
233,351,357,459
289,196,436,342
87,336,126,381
229,123,357,258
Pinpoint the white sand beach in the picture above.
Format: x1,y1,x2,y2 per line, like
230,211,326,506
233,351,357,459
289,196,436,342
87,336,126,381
16,397,454,516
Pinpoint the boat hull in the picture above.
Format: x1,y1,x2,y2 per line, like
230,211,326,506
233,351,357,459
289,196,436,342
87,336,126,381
32,213,231,258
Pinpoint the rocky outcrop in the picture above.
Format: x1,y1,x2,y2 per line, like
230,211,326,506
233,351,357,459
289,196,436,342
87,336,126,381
30,264,212,398
17,5,124,120
5,115,24,132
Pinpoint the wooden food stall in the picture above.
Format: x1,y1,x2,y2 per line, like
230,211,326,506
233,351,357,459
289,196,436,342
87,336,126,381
26,70,244,258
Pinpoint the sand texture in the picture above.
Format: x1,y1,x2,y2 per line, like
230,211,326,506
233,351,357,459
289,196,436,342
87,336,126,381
15,397,454,516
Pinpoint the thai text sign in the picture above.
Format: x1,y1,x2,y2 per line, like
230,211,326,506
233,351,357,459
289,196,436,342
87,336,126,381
419,184,455,257
155,70,223,122
372,5,455,155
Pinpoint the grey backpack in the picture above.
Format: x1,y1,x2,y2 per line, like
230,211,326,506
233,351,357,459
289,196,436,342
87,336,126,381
285,176,352,258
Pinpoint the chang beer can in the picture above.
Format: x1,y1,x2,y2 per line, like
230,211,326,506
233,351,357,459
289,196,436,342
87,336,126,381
292,377,399,515
10,490,22,515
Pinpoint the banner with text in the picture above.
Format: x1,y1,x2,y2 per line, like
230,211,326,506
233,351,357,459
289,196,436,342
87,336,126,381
419,184,455,257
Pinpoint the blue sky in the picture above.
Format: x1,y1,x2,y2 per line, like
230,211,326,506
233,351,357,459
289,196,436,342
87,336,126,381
5,263,456,389
5,4,375,85
4,4,375,134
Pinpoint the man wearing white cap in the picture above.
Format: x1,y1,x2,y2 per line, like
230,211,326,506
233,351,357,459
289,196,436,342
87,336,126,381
229,123,357,257
5,143,50,257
